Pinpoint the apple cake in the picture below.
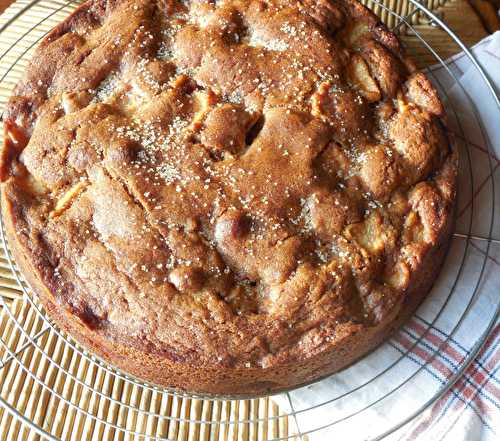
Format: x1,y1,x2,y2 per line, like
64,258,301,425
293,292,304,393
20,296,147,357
0,0,457,395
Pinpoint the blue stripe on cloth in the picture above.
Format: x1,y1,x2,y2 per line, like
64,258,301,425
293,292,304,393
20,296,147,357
414,315,472,353
403,318,500,391
402,328,468,370
432,361,497,435
402,329,500,409
388,342,494,433
395,327,500,410
414,315,500,383
419,334,499,433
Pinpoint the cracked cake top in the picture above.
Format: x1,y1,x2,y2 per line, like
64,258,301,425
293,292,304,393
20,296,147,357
1,0,456,387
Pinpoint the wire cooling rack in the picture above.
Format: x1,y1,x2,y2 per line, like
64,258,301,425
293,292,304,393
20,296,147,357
0,0,498,440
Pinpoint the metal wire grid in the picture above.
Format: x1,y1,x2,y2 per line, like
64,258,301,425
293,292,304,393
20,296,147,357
363,0,445,30
0,0,497,439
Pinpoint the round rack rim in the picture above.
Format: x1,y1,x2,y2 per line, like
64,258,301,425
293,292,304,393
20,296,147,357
0,0,498,440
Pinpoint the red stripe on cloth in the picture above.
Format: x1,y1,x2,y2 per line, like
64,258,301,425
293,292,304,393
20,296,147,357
393,332,497,412
394,332,455,378
404,361,497,440
403,321,500,401
443,363,496,427
403,326,500,439
474,325,500,372
484,345,500,372
405,398,448,440
406,319,467,364
454,375,495,420
394,328,499,405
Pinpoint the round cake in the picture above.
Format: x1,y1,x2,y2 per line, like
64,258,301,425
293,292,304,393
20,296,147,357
1,0,457,395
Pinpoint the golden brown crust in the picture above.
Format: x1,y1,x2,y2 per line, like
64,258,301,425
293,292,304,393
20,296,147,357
1,0,457,395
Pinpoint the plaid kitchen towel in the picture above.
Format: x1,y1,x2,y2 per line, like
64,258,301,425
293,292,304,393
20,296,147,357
273,32,500,441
